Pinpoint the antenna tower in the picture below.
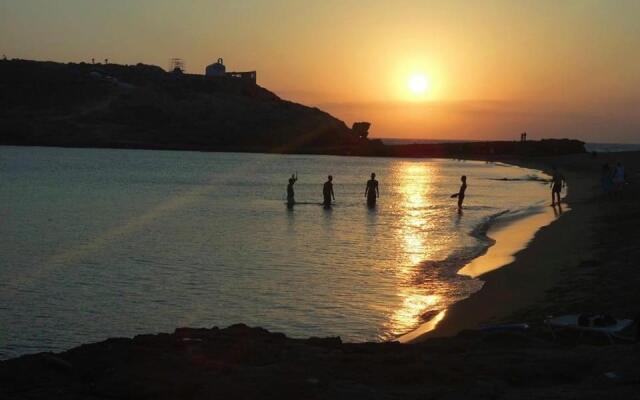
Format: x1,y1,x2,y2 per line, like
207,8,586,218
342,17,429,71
169,58,185,73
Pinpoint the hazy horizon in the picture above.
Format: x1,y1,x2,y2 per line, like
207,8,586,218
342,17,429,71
2,0,639,143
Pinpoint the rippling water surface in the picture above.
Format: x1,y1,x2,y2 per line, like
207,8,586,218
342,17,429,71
0,146,550,358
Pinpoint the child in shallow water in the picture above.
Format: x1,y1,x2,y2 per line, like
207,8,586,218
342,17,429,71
451,175,467,213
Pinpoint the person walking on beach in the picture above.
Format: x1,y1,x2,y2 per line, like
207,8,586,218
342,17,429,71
323,175,335,209
364,172,379,208
612,162,625,192
550,166,565,206
450,175,467,213
286,173,297,209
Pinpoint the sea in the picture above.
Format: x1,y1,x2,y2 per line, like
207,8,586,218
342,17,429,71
0,146,554,359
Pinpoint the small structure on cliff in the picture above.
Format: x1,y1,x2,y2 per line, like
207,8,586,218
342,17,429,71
205,58,257,84
205,58,226,76
169,58,185,74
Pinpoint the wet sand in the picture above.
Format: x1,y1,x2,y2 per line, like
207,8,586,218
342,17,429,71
399,204,563,342
458,206,564,279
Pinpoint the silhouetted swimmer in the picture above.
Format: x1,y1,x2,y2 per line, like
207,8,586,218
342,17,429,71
364,172,379,208
550,166,565,206
286,172,297,209
450,175,467,213
323,175,335,209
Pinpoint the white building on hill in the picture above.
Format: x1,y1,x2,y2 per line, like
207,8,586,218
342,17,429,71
205,58,256,84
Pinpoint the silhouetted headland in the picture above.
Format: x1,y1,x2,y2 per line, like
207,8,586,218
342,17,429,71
1,59,585,158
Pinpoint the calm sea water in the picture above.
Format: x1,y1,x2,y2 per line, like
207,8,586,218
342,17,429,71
0,146,551,359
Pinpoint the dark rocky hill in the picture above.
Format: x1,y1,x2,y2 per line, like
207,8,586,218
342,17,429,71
0,59,363,153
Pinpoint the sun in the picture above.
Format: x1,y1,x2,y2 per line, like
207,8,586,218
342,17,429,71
408,74,429,95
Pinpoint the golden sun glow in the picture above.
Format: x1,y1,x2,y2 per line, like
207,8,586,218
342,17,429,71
408,74,429,95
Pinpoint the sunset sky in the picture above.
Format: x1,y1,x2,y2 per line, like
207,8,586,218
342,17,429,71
2,0,639,142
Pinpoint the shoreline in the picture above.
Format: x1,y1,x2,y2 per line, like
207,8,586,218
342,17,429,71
398,200,562,342
398,167,561,343
459,204,564,279
407,155,598,341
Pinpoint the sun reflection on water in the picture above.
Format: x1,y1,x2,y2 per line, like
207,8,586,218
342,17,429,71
397,162,433,268
386,292,442,336
382,161,449,337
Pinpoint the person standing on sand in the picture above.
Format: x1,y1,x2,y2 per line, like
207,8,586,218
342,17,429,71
450,175,467,213
364,173,379,208
286,173,297,209
323,175,335,209
550,166,565,206
612,162,625,192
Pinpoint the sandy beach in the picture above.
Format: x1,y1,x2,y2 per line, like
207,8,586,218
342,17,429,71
506,151,640,322
2,151,639,399
407,151,639,341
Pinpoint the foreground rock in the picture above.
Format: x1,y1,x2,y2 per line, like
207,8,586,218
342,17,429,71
1,324,639,399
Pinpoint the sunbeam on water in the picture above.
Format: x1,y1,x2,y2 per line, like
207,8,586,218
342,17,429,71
0,146,552,358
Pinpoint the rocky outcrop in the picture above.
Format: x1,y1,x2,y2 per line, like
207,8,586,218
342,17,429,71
351,122,371,139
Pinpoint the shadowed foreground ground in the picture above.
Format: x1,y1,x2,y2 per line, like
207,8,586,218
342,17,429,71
1,324,640,400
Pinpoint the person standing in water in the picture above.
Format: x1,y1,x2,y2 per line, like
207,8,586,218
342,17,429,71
286,173,297,209
450,175,467,213
323,175,335,209
456,175,467,213
550,166,565,206
364,172,379,208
